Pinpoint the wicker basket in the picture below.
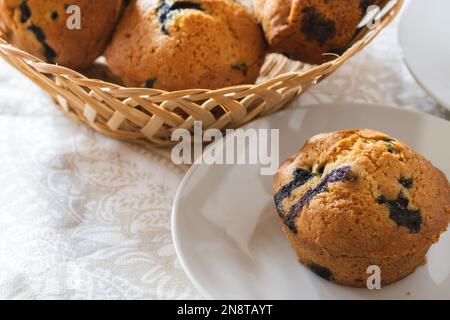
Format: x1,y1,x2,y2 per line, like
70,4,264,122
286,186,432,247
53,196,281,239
0,0,403,147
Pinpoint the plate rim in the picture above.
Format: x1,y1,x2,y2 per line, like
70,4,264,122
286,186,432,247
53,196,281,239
172,162,213,299
399,0,450,110
171,102,450,300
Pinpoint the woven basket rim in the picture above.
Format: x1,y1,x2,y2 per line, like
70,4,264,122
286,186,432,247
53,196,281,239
0,0,402,94
0,0,404,148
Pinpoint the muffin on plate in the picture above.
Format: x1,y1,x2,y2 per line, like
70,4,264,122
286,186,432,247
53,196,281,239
104,0,266,90
254,0,375,64
273,129,450,287
0,0,124,69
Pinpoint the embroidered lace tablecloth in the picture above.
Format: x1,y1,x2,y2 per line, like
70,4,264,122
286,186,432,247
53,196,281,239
0,16,449,299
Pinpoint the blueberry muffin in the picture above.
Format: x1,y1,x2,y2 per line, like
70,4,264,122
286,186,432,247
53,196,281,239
0,0,124,69
254,0,375,64
104,0,266,90
273,129,450,287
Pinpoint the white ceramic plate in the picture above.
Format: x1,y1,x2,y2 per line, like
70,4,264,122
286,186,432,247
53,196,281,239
399,0,450,110
172,103,450,300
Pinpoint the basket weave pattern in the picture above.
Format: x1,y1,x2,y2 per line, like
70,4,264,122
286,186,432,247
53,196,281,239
0,0,403,147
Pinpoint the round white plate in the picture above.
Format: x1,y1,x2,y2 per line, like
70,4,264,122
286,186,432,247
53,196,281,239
399,0,450,110
172,103,450,300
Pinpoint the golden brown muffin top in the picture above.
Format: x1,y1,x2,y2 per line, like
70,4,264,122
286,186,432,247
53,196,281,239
105,0,266,90
273,129,450,258
0,0,123,68
253,0,372,64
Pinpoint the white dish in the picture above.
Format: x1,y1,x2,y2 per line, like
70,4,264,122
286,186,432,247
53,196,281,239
172,103,450,300
399,0,450,110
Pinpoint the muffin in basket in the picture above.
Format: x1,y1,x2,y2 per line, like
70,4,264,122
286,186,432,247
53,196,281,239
254,0,375,64
105,0,267,90
273,129,450,287
0,0,124,69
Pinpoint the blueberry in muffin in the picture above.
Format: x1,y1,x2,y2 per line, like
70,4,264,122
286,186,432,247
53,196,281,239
273,129,450,287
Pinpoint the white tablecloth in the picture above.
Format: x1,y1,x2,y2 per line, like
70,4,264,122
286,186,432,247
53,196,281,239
0,17,449,299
